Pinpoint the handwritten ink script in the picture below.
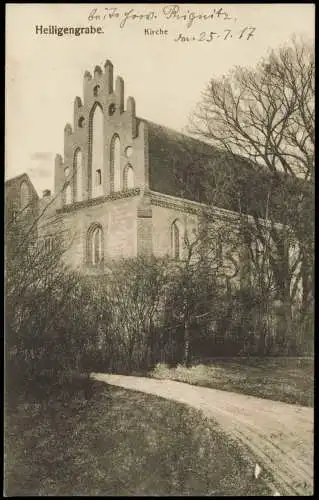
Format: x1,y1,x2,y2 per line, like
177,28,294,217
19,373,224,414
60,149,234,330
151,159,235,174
87,5,257,42
174,27,256,42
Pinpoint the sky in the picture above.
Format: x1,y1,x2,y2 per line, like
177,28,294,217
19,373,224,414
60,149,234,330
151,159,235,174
6,3,315,194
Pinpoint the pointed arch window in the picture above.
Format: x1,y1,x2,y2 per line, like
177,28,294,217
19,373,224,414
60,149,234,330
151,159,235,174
44,236,54,252
90,104,104,198
93,85,100,97
87,224,104,267
123,164,134,190
65,184,72,205
20,181,29,211
171,220,182,260
74,149,82,202
96,169,102,185
110,134,121,192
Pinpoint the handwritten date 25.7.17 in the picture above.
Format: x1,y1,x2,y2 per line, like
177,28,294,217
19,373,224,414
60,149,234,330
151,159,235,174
174,27,256,42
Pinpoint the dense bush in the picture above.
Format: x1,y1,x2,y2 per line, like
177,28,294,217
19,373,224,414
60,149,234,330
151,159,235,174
5,224,106,400
5,217,313,395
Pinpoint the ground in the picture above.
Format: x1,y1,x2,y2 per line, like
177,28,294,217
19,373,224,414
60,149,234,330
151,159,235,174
92,373,314,496
149,357,314,407
4,377,270,496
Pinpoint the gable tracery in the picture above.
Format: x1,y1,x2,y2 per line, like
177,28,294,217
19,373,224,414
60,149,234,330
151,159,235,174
57,59,139,207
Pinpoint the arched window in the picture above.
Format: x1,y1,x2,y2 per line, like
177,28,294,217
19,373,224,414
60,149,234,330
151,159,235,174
123,164,134,190
90,104,104,198
20,181,29,210
44,236,54,252
171,220,182,260
87,224,104,267
108,103,116,116
12,210,18,223
74,149,82,201
110,134,121,192
96,169,102,185
65,184,72,205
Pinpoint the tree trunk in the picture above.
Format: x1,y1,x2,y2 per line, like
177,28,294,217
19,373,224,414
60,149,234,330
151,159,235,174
283,299,294,355
183,318,190,366
256,301,267,356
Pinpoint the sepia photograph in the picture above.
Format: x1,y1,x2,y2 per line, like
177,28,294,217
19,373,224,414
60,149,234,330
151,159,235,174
5,3,314,496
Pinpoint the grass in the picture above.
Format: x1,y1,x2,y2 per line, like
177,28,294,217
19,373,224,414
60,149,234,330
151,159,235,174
150,357,314,407
5,376,271,496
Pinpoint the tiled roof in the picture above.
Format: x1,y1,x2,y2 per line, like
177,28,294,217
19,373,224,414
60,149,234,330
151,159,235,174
143,119,264,213
142,119,307,222
146,120,218,199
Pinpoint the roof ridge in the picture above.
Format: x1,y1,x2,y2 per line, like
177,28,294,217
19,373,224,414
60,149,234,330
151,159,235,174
143,117,279,173
138,117,219,150
5,172,40,199
5,172,30,184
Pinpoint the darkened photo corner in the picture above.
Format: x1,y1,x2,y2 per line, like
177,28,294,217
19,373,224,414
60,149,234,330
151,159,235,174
5,3,314,496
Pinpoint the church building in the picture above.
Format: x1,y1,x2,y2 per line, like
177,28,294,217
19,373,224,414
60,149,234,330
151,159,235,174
38,59,244,275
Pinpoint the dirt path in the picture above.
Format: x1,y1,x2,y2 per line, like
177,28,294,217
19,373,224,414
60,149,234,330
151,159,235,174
92,373,313,496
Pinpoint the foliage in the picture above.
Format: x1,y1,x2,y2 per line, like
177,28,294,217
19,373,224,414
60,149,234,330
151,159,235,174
5,213,103,398
5,40,314,387
92,256,170,373
187,37,314,355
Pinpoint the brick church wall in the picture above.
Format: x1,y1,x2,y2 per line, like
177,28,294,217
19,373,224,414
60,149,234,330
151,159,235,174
150,192,200,258
54,60,149,215
56,193,141,270
50,60,154,269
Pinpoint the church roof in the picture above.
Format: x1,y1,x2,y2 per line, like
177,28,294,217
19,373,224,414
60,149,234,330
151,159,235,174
142,119,306,222
5,173,39,201
144,120,222,199
142,118,262,213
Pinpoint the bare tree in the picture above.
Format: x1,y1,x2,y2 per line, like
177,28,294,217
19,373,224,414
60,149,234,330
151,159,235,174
163,216,242,365
102,256,170,372
188,36,314,353
191,37,314,180
5,166,104,396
